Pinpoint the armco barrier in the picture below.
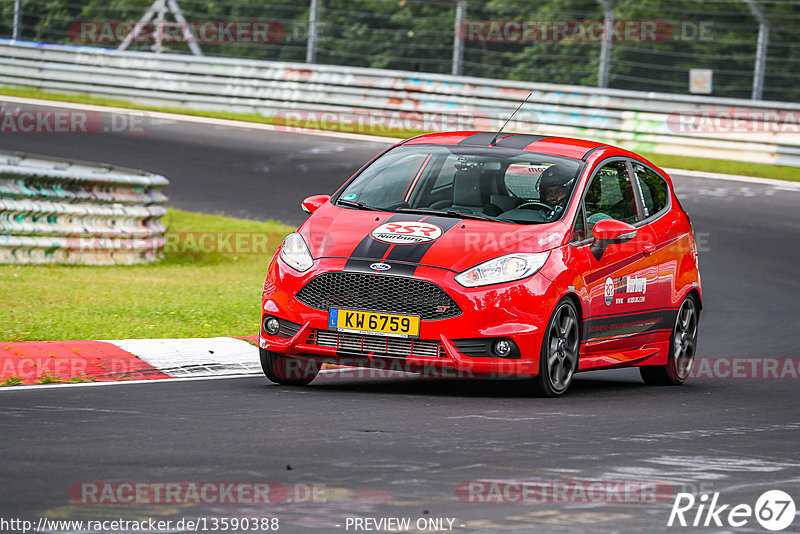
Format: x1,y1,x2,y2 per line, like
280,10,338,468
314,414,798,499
0,151,168,265
0,40,799,166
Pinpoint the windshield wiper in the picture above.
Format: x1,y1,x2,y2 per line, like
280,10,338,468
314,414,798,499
337,199,374,210
395,207,510,223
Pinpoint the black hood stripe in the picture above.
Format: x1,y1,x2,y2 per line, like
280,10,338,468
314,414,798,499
383,216,461,267
345,213,425,265
344,215,462,276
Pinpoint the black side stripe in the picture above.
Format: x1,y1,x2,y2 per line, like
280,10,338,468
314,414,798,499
583,308,678,341
583,328,673,345
383,216,462,267
344,214,425,266
496,134,551,149
586,305,679,321
585,253,646,284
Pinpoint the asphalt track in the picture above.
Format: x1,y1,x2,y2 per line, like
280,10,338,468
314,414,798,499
2,104,800,533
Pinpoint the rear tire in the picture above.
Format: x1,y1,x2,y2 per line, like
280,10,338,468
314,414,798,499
532,299,580,397
640,296,698,386
259,348,319,386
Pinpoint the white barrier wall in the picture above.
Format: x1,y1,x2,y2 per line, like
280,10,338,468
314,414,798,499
0,151,168,265
1,39,799,167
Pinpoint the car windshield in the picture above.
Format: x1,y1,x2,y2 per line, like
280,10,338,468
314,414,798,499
336,145,582,224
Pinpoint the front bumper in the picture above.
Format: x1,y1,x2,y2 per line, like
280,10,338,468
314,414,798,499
260,256,561,377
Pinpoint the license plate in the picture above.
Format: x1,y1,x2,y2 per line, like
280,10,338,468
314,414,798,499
328,308,420,338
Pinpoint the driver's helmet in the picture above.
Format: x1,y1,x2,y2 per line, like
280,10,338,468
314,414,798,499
538,165,573,205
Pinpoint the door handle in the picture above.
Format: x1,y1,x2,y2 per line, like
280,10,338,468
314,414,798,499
643,243,656,255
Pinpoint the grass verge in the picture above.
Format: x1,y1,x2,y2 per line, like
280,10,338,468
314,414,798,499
639,152,799,182
2,85,797,182
0,209,295,341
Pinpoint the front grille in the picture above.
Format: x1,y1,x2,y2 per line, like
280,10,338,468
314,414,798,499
296,272,461,320
308,329,445,358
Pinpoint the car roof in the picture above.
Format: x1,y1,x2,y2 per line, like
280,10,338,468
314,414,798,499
400,131,610,160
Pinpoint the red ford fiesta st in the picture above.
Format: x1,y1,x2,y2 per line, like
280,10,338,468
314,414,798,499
259,131,702,396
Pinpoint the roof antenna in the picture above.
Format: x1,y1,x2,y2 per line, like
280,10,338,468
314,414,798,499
490,92,533,146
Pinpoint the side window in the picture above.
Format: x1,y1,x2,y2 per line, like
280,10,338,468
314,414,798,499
584,161,637,238
431,154,458,192
571,205,587,243
504,163,550,199
355,153,426,206
632,163,669,219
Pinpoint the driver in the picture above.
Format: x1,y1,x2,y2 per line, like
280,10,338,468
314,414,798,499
536,167,573,222
497,165,574,222
539,167,571,205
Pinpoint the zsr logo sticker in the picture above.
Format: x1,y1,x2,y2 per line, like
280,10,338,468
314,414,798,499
604,277,615,307
371,222,443,245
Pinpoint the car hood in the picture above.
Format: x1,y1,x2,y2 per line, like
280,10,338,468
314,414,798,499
298,203,568,274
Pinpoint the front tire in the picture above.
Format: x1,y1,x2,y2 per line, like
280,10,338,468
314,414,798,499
532,299,580,397
259,348,319,386
640,296,698,386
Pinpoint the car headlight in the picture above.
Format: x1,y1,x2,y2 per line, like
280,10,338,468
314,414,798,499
279,232,313,272
455,252,550,287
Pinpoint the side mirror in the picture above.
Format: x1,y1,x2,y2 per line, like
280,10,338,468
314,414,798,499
590,219,637,260
301,194,330,214
592,218,637,242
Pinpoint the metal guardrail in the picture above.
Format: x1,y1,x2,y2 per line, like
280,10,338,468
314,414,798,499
0,39,799,167
0,150,168,265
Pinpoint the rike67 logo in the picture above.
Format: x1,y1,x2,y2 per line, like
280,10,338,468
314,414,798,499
668,490,795,531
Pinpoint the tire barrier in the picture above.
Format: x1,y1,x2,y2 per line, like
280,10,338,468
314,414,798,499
1,39,799,167
0,151,168,264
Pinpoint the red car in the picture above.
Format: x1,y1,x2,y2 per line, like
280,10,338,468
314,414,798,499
259,132,702,396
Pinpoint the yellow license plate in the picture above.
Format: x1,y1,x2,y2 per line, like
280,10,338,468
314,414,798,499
328,309,420,338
